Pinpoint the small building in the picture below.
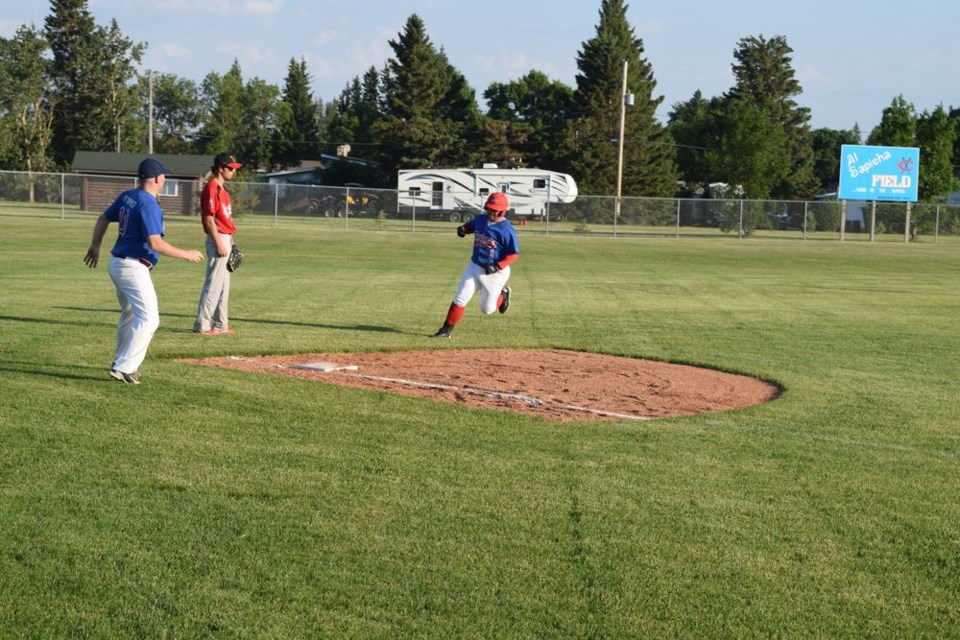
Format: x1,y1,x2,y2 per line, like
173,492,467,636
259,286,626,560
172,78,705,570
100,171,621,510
71,151,213,215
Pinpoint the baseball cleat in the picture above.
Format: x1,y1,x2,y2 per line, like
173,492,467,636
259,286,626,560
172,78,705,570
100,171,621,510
430,324,453,339
498,287,511,314
109,369,141,384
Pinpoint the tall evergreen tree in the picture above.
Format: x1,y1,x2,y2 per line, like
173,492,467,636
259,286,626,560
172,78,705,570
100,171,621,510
326,66,385,164
563,0,677,197
726,34,817,198
276,57,320,167
44,0,143,164
374,14,478,180
327,77,364,146
667,90,715,189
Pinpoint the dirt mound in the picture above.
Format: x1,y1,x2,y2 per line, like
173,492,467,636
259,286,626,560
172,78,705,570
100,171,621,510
184,349,779,423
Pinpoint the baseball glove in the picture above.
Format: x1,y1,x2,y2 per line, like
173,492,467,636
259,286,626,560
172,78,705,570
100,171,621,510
226,244,244,272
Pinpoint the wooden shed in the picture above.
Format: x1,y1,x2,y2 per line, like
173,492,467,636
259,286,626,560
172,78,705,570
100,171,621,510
71,152,214,215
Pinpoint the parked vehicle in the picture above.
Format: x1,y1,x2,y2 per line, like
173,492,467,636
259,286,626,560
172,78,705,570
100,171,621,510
396,165,577,222
306,183,380,217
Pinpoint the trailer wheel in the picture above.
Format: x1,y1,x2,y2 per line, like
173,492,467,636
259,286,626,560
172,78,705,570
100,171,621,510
448,211,462,223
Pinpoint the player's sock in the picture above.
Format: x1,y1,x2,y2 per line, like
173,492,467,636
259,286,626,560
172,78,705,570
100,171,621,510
445,303,465,327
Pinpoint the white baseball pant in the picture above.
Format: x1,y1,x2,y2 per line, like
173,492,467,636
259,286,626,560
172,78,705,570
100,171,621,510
108,256,160,374
452,262,510,314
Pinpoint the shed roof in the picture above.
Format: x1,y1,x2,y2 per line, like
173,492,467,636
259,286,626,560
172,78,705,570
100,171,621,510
71,151,213,178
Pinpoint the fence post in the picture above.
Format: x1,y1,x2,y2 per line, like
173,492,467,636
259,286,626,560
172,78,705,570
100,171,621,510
935,205,940,244
904,202,912,243
840,200,846,242
61,173,66,220
273,183,279,227
676,199,680,238
802,201,807,240
738,200,744,239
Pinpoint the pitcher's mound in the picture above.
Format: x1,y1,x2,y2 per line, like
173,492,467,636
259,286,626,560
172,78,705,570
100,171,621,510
185,349,779,423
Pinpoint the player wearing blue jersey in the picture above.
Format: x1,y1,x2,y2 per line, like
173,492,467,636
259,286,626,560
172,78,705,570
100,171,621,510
431,192,517,339
84,158,204,383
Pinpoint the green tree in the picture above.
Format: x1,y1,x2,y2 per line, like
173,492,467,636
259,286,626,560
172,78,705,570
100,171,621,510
563,0,677,196
707,99,790,200
811,126,860,192
726,34,817,198
276,57,320,168
199,62,246,155
667,90,715,190
483,70,574,168
374,14,478,182
867,95,916,147
914,105,957,201
45,0,144,164
138,72,203,155
949,107,960,181
0,25,56,175
199,61,282,171
241,77,283,170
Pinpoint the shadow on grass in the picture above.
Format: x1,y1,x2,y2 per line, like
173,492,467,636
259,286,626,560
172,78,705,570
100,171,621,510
0,361,109,382
49,307,404,334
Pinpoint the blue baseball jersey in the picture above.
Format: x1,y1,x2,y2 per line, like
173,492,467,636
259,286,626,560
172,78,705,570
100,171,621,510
469,214,519,267
105,188,165,265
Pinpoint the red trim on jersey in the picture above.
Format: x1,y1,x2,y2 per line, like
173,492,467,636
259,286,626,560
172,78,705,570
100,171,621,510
496,252,519,270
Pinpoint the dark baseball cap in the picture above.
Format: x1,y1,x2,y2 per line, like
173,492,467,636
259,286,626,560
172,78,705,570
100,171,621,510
214,153,243,169
138,158,171,179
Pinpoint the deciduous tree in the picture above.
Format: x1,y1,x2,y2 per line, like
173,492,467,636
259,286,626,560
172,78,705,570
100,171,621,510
483,70,574,168
914,105,957,201
0,26,55,175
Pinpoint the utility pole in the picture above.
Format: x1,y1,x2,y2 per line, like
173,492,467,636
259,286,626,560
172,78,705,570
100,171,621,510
148,70,154,154
615,59,633,230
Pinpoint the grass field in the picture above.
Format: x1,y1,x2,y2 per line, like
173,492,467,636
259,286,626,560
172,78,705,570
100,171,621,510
1,212,958,638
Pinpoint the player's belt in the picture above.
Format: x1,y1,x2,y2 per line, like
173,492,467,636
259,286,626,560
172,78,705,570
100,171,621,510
113,254,154,270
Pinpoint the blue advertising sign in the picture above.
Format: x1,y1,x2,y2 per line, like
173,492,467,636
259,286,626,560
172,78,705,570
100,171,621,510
838,145,919,202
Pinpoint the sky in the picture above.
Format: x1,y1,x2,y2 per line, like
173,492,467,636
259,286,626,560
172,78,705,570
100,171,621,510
2,0,957,136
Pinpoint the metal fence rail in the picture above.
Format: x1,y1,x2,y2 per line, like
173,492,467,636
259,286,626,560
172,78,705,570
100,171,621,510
2,169,957,242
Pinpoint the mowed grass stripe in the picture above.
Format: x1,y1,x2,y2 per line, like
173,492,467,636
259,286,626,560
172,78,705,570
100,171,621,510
0,214,958,637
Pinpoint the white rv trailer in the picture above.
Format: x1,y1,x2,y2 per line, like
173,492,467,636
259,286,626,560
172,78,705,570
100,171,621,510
396,165,578,222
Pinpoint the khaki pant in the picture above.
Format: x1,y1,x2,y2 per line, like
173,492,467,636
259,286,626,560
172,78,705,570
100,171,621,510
193,234,232,332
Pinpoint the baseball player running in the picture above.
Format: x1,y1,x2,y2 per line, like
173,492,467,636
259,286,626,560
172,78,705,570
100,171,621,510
84,158,204,384
430,192,517,339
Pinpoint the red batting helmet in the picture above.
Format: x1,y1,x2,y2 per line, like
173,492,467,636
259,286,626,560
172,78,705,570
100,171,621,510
484,192,509,213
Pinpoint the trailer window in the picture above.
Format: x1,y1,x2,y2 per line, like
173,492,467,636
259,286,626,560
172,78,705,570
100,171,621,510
478,188,489,197
533,179,546,190
407,187,421,197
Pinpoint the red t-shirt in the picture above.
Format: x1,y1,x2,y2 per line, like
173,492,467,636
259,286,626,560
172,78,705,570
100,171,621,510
200,179,237,235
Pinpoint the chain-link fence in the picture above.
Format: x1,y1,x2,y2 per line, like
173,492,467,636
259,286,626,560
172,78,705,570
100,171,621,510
2,169,958,241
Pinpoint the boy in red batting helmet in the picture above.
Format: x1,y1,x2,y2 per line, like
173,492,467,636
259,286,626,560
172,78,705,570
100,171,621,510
430,192,518,339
